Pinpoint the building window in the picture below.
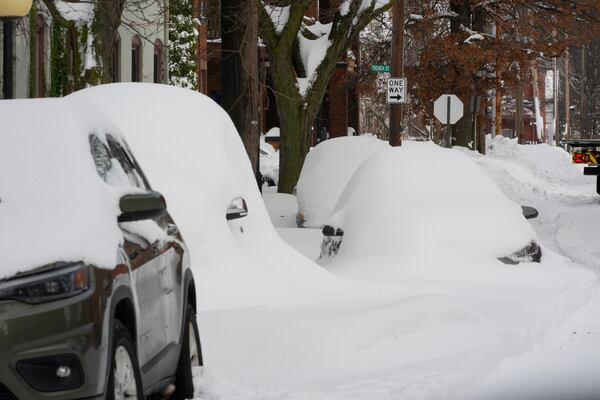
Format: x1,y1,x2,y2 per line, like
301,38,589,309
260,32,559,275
153,39,163,83
131,35,142,82
111,34,121,83
35,15,46,97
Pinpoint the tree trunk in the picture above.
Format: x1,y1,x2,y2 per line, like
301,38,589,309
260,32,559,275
565,48,571,139
580,44,587,136
277,99,311,194
515,81,523,141
221,0,260,179
93,0,125,84
495,82,502,136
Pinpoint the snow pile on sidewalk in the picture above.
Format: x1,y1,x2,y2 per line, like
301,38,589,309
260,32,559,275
296,136,389,227
476,135,597,205
487,135,588,185
260,136,279,184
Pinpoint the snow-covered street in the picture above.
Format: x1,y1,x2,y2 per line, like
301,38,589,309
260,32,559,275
3,1,600,399
192,138,600,400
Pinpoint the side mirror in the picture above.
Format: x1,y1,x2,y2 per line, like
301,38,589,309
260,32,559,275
226,197,248,221
118,191,167,223
521,206,539,220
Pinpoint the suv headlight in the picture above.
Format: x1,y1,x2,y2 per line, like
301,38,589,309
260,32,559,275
0,264,90,304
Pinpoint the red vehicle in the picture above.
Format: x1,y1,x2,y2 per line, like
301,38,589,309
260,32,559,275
563,139,600,194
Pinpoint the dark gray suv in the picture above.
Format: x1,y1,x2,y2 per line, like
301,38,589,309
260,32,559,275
0,100,202,399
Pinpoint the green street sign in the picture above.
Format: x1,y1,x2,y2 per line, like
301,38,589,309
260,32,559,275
371,64,391,73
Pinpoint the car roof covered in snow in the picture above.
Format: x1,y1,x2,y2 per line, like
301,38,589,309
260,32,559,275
296,136,390,228
0,98,132,279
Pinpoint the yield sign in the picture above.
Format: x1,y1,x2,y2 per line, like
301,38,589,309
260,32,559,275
434,94,464,125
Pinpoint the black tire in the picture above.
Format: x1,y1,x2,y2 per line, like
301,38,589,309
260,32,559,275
172,304,203,400
107,320,143,400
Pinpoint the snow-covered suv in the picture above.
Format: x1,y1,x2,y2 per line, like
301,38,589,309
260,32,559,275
0,98,202,399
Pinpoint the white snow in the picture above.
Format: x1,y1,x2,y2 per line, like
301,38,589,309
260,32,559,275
265,127,280,137
0,99,136,278
263,4,290,34
297,24,332,97
296,136,390,228
55,1,94,23
260,136,279,184
464,33,484,44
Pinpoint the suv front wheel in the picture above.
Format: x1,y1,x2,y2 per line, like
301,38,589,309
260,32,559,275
107,320,143,400
173,304,203,399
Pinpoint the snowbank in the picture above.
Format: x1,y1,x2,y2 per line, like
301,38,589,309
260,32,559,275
487,135,589,185
476,136,597,205
296,136,389,228
260,136,279,184
0,99,134,278
71,84,350,309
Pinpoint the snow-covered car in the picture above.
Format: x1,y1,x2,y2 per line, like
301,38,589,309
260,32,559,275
320,142,542,265
296,136,390,227
69,83,342,313
0,98,206,400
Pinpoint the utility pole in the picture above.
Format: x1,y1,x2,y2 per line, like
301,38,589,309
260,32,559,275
389,0,404,147
565,48,571,139
552,57,558,145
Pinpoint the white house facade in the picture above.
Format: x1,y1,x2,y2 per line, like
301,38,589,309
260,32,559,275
0,0,167,99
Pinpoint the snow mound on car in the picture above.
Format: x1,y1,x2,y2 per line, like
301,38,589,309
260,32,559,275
71,84,351,309
0,99,132,278
327,142,537,261
296,136,389,228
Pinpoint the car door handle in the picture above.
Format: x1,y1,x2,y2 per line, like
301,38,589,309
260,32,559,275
166,223,179,236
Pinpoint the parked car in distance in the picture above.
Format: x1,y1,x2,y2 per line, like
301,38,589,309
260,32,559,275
318,143,542,266
0,98,210,399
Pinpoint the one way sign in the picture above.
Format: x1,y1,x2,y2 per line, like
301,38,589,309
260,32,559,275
387,78,407,104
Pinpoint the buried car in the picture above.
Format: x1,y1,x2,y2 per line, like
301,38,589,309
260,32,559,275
0,99,208,399
319,142,542,265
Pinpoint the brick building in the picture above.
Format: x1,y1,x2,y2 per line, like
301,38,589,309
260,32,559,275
497,69,548,144
194,0,360,140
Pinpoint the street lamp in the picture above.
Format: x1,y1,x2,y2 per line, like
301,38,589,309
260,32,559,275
1,0,33,99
